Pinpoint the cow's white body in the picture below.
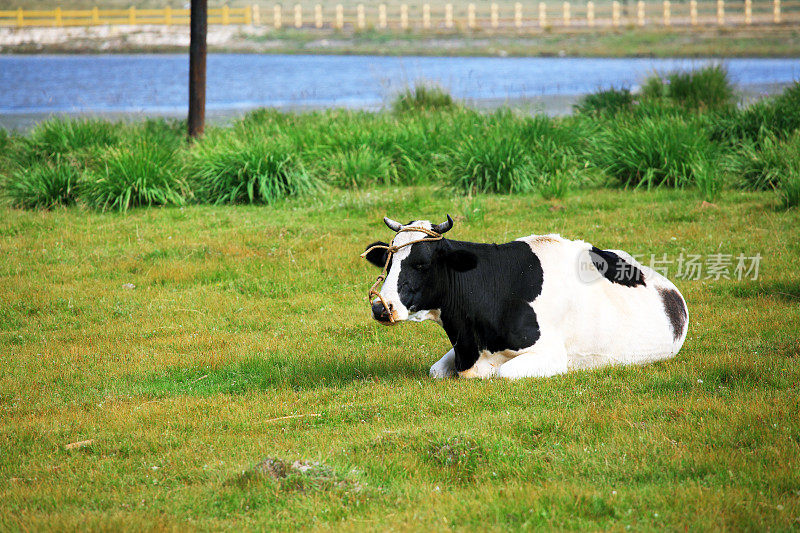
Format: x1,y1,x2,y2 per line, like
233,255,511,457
429,233,688,379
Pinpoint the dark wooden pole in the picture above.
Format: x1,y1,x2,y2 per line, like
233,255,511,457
188,0,207,139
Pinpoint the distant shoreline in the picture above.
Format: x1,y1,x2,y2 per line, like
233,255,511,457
2,25,800,57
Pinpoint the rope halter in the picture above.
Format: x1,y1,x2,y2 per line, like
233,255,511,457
360,226,444,323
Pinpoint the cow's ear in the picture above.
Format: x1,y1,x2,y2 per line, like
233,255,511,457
443,249,478,272
363,241,389,268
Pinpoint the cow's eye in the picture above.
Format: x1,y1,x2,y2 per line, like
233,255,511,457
412,263,428,271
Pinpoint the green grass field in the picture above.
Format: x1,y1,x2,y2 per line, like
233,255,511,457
2,68,800,529
1,186,799,530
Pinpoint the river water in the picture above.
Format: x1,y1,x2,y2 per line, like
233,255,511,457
1,54,798,121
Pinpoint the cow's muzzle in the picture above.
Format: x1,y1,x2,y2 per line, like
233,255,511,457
371,300,395,324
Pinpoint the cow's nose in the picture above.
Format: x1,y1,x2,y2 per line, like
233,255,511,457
371,300,392,322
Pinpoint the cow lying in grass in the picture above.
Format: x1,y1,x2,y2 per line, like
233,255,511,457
363,216,688,379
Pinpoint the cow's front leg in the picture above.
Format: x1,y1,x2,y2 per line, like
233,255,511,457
496,338,568,380
429,348,457,378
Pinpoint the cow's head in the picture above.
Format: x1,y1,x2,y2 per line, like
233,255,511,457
363,215,478,324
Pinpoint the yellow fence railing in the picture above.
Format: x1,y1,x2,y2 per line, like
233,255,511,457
0,6,250,26
0,1,798,29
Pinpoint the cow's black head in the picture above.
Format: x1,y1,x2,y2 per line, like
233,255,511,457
363,216,477,324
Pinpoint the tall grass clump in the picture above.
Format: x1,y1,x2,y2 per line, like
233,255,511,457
0,129,14,172
448,131,535,194
237,107,295,131
128,118,187,151
82,141,188,211
726,131,800,208
328,145,395,188
691,155,724,202
526,131,589,199
780,174,800,208
0,128,9,154
387,110,481,183
392,83,457,114
23,118,120,162
514,114,594,198
642,65,734,111
447,112,590,198
300,111,398,156
531,150,582,200
726,130,791,190
574,87,634,116
191,137,316,205
517,113,593,150
590,115,718,188
389,142,439,185
4,157,81,209
711,81,800,142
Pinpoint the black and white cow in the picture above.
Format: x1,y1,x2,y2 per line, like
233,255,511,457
363,216,688,379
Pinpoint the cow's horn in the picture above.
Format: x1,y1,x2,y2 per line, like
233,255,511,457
384,217,402,232
433,214,454,234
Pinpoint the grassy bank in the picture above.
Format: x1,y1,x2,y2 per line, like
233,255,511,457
2,66,800,210
242,26,800,58
1,186,799,530
3,25,800,57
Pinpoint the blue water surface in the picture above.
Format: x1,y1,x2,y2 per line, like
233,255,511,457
1,54,799,113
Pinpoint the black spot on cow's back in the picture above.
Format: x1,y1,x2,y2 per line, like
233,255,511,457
589,246,646,288
658,287,687,341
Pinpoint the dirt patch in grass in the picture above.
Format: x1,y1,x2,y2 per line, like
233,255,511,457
231,457,364,493
426,434,484,483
